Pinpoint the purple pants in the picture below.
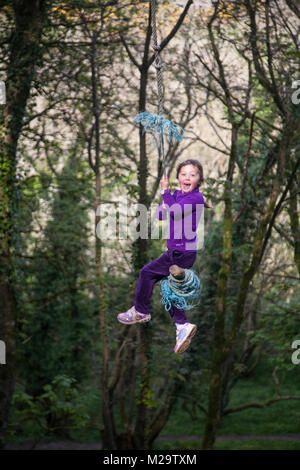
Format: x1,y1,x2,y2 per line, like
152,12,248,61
134,250,197,324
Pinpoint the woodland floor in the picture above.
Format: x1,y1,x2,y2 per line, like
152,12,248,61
4,434,300,450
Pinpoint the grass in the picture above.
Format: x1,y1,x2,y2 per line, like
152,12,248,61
9,354,300,451
154,439,300,451
159,355,300,441
75,354,300,451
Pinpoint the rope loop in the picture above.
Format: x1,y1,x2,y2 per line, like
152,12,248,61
154,57,163,69
160,269,203,312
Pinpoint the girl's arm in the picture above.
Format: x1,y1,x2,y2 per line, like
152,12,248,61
157,201,167,220
157,175,169,220
159,175,205,218
162,189,204,220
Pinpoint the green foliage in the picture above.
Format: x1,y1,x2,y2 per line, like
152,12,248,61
158,354,300,445
251,287,300,372
1,0,299,449
8,375,89,443
14,149,99,395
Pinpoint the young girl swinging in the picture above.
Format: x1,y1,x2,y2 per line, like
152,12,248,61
117,159,208,354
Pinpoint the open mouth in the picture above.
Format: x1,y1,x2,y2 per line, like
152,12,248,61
183,183,191,190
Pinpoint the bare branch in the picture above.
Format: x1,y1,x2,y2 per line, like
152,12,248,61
259,155,300,265
245,0,286,116
147,0,194,68
119,33,141,71
224,395,300,416
284,0,300,18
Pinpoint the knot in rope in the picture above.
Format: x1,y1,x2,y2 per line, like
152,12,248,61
160,269,202,312
152,43,161,52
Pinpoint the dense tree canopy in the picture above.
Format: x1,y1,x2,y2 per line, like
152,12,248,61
0,0,299,450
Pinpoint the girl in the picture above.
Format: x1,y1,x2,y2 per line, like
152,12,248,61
117,159,208,354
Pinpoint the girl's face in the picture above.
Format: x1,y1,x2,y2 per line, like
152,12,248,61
178,164,200,193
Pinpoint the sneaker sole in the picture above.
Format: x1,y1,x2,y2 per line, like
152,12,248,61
175,324,197,354
118,315,151,325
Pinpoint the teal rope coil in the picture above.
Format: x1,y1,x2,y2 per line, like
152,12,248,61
134,111,184,176
134,111,184,145
160,269,202,312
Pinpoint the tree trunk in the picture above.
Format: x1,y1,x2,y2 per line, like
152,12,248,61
133,58,151,453
117,0,194,449
96,168,117,450
286,150,300,275
0,0,47,448
89,28,117,447
201,124,237,450
202,120,298,449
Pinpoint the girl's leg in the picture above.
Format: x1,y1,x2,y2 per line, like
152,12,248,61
167,250,197,324
134,251,173,314
169,305,187,325
134,249,197,321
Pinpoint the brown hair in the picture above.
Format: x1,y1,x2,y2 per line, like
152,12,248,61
176,159,204,187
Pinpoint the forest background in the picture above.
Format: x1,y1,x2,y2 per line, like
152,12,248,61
0,0,299,451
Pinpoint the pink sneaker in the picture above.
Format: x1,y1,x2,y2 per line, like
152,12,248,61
117,306,151,325
174,322,197,354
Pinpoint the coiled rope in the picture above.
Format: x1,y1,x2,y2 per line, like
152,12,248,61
160,269,202,312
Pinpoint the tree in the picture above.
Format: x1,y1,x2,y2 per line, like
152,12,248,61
115,0,198,450
185,0,300,449
0,0,48,447
15,149,94,397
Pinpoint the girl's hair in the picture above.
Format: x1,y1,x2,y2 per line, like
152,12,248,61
176,159,204,187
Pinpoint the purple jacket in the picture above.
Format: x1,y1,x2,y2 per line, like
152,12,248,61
157,188,205,252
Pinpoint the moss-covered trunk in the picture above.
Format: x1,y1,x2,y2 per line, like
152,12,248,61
0,0,47,448
117,0,194,449
202,121,297,449
132,21,152,450
201,124,237,450
286,150,300,276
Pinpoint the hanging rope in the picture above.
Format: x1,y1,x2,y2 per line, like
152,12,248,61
150,0,164,117
160,269,203,312
134,0,184,177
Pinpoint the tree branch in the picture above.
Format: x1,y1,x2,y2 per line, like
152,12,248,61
245,0,286,116
258,154,300,265
224,395,300,415
147,0,194,68
284,0,300,18
119,33,141,71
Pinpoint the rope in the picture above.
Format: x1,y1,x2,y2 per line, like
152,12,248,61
160,269,203,312
151,0,164,117
151,0,166,176
134,0,184,178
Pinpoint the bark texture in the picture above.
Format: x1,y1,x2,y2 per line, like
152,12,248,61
0,0,47,448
